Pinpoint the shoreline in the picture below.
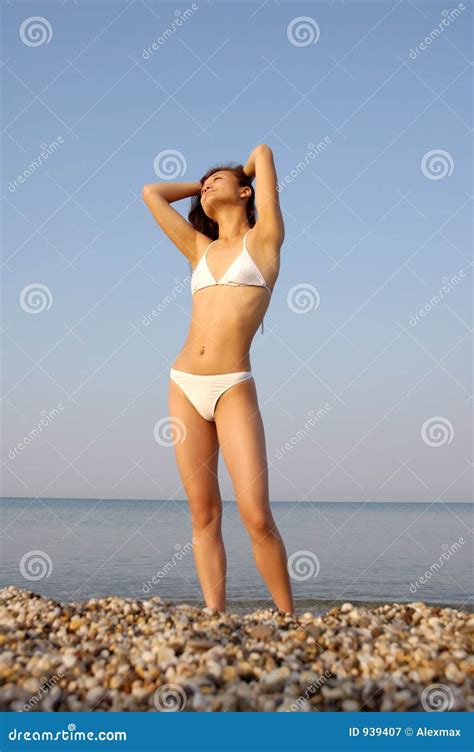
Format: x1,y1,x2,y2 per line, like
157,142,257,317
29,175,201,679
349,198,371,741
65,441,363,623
1,586,472,712
2,588,470,617
177,597,473,617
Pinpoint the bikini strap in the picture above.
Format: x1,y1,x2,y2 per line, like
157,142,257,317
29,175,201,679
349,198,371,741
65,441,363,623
204,238,216,256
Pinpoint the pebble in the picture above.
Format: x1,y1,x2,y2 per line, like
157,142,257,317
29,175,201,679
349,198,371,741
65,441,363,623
248,624,274,640
85,687,108,706
62,654,77,668
261,668,287,692
157,647,175,666
0,586,471,712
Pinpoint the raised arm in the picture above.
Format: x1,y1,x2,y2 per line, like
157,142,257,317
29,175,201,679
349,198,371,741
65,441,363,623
141,181,205,265
243,144,284,246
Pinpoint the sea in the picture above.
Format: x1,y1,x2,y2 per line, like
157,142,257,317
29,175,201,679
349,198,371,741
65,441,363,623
1,499,472,615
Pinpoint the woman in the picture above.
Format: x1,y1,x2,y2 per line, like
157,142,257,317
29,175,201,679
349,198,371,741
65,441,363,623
142,144,294,614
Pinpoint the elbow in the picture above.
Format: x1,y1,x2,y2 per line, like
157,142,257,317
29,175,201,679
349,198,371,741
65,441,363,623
256,143,272,155
142,183,162,199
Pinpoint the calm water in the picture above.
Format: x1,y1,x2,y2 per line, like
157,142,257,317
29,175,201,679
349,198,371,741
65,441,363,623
1,499,472,614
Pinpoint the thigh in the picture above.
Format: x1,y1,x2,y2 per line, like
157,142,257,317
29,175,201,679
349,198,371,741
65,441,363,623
214,377,270,518
168,378,220,503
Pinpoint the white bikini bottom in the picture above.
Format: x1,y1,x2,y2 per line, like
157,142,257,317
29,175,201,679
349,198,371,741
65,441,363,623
169,367,253,422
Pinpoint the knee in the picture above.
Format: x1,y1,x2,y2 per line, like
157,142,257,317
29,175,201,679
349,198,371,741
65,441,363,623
242,510,275,539
188,494,222,532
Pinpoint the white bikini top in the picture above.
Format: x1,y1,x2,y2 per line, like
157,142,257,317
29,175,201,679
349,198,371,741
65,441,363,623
191,229,271,334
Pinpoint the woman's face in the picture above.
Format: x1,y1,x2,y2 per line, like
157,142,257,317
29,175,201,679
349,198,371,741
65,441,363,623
200,171,244,218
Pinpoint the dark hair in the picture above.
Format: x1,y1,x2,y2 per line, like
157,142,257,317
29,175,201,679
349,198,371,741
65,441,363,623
188,163,256,240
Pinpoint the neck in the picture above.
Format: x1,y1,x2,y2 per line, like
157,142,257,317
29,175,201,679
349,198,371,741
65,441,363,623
213,208,250,241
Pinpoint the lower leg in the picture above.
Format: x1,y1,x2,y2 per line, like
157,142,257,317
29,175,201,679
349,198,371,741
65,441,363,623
191,515,226,611
250,521,295,615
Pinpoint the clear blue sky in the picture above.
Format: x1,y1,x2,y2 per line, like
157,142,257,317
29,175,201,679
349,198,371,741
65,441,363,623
1,0,472,502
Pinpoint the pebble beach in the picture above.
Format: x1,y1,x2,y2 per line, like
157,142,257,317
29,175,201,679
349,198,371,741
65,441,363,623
0,586,472,712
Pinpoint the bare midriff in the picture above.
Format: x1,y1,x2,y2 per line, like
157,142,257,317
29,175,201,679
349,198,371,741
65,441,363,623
171,285,271,374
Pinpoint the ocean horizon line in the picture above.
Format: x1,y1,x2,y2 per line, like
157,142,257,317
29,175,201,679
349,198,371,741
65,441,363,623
1,497,473,504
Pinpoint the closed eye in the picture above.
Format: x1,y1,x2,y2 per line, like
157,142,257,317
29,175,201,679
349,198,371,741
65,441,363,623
202,175,223,195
